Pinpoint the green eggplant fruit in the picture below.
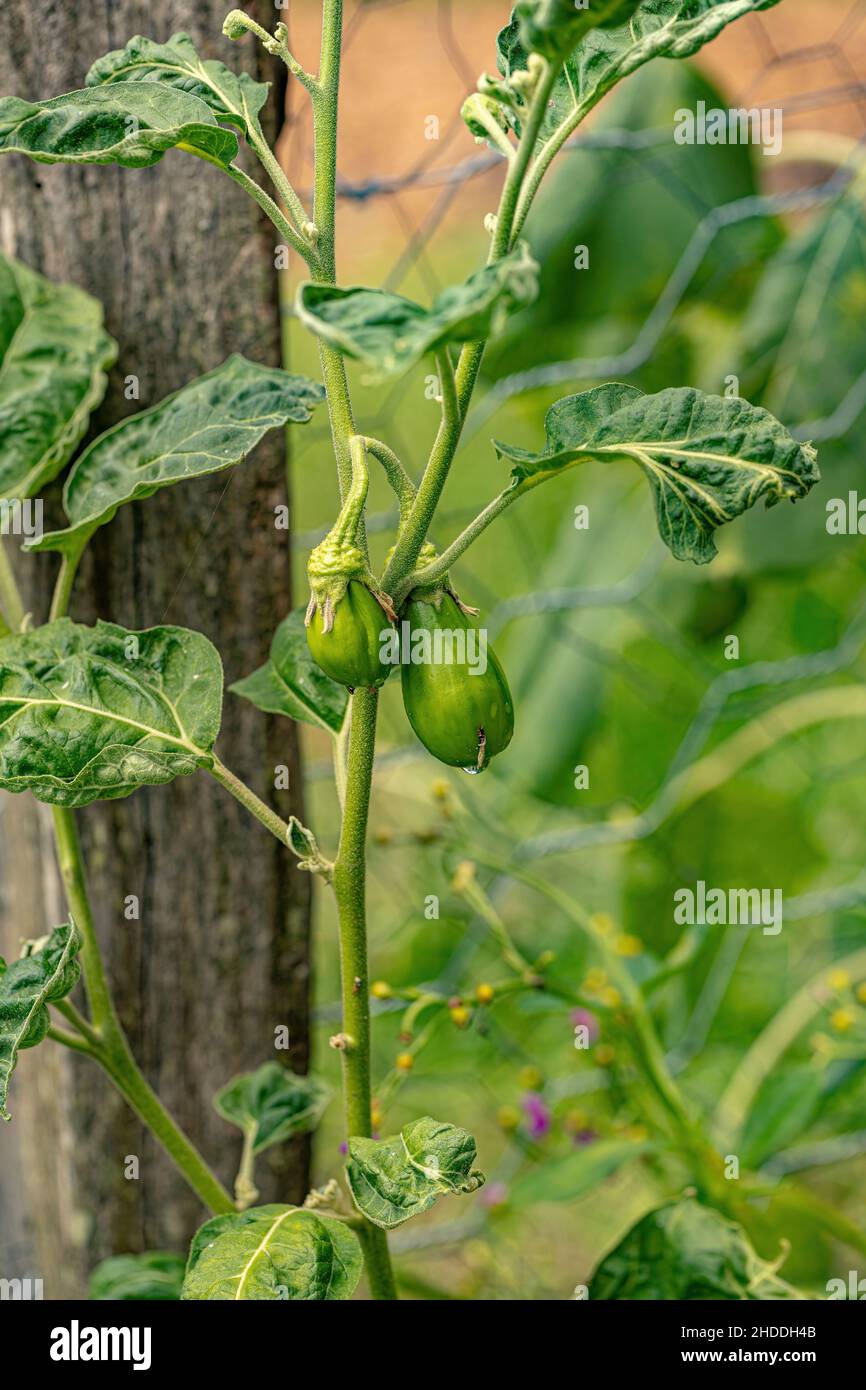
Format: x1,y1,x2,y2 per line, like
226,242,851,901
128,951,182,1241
400,591,514,772
306,580,391,689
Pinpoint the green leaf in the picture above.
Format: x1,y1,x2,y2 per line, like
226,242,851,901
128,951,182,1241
181,1206,363,1300
588,1197,806,1300
0,922,80,1120
508,1139,651,1208
0,82,238,169
214,1062,330,1156
498,1,783,149
0,619,222,808
86,31,269,137
230,609,347,735
89,1252,185,1301
0,255,116,504
515,0,645,60
494,383,820,564
740,1067,825,1169
346,1116,485,1230
27,355,324,556
295,244,538,380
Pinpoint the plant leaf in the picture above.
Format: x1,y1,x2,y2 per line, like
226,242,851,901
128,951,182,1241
515,0,645,60
230,609,348,735
740,1066,825,1169
89,1252,185,1301
0,82,239,169
27,355,324,556
0,254,116,504
295,244,539,380
214,1062,331,1156
181,1206,363,1300
588,1197,806,1300
508,1139,651,1207
498,0,784,149
494,383,820,563
346,1116,485,1230
0,922,80,1120
86,31,269,137
0,619,222,807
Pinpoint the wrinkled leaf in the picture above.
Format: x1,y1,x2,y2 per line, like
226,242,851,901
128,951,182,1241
28,355,324,556
509,1139,651,1207
86,31,268,136
498,1,783,148
89,1252,185,1301
589,1198,806,1299
182,1206,362,1300
214,1062,330,1156
295,244,538,380
494,383,819,563
515,0,644,59
230,609,347,735
0,82,238,169
347,1116,485,1230
0,923,80,1120
0,255,116,504
0,619,222,807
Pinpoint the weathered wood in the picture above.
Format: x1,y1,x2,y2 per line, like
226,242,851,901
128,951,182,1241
0,1,312,1297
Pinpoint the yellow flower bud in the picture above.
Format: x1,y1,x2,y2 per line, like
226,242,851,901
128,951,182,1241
476,982,495,1005
615,934,643,958
396,1052,414,1072
497,1104,521,1132
518,1065,544,1091
599,986,621,1009
371,980,392,1000
450,1005,472,1028
583,967,607,994
830,1008,855,1033
452,860,476,893
828,968,851,991
589,912,616,937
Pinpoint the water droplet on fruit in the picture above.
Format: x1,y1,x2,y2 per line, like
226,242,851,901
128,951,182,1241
461,764,484,775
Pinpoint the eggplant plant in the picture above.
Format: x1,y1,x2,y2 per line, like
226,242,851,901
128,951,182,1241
0,0,823,1301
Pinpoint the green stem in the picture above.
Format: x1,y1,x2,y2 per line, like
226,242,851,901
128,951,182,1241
0,537,25,632
49,543,85,622
332,687,397,1299
247,117,316,250
228,164,315,267
361,437,416,527
48,1024,98,1058
50,805,234,1214
210,756,292,846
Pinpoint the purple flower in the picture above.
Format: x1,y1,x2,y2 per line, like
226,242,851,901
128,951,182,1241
571,1128,597,1148
480,1181,509,1209
571,1008,599,1045
521,1091,551,1139
339,1141,348,1156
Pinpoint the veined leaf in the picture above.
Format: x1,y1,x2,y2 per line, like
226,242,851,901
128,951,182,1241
230,609,348,735
508,1139,652,1208
588,1198,806,1300
0,922,80,1120
295,244,538,380
27,355,324,556
86,31,268,137
494,383,819,563
0,255,116,504
498,1,783,148
346,1116,485,1230
214,1062,331,1156
182,1206,363,1300
0,619,222,807
0,83,238,169
89,1252,185,1301
515,0,645,60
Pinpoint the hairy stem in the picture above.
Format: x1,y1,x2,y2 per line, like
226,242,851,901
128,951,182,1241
228,164,315,266
210,756,292,845
361,437,416,527
332,687,397,1299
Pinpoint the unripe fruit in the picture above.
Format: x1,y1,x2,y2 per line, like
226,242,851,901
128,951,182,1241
400,591,514,772
306,580,391,689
